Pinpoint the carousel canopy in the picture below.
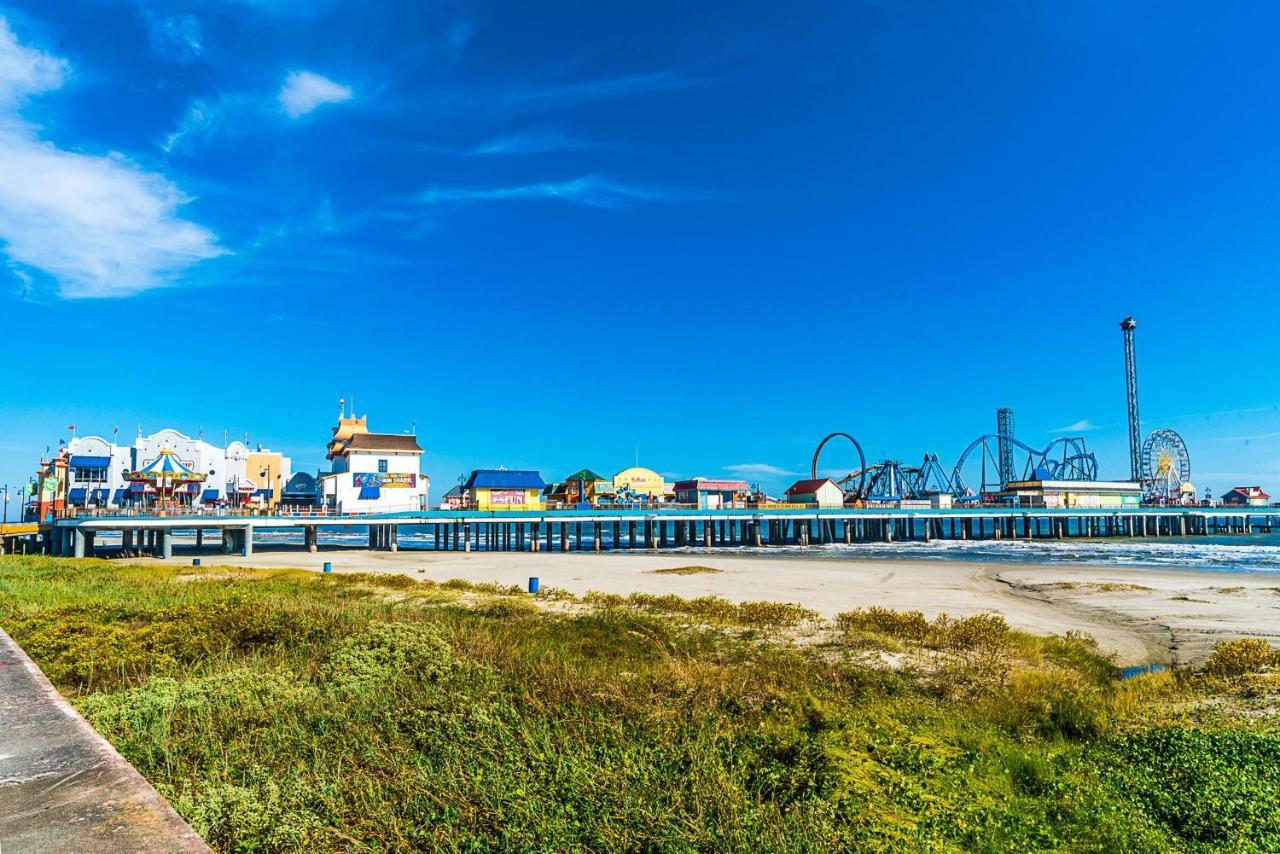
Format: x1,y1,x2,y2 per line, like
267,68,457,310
125,449,206,484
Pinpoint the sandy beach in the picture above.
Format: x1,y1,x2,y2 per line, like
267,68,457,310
129,545,1280,667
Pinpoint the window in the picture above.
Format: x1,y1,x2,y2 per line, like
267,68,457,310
75,467,107,482
377,459,388,473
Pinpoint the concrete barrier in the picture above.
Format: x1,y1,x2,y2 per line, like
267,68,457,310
0,628,209,853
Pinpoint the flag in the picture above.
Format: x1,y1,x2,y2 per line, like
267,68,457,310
67,424,76,431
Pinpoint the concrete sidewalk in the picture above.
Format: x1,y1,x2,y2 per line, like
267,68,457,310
0,628,209,852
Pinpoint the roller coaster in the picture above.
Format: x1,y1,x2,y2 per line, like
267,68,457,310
811,425,1101,504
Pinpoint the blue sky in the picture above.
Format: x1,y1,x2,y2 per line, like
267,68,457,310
1,0,1278,502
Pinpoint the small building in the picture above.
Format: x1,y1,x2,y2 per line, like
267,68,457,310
784,478,845,509
320,409,429,513
280,472,318,508
464,470,546,510
549,468,612,505
439,484,466,510
996,480,1142,509
673,478,749,509
1221,486,1271,507
612,466,672,500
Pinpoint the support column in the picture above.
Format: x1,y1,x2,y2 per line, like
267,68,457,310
389,524,398,552
242,527,254,556
196,528,204,549
160,529,173,560
72,528,86,558
305,525,317,552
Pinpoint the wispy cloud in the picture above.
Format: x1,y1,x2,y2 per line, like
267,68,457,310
161,93,251,153
723,463,799,477
0,17,221,298
163,70,354,153
137,8,203,63
416,175,688,209
1047,419,1100,433
471,126,597,156
503,70,695,111
278,70,353,118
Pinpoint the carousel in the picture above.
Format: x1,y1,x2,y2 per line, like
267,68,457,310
124,449,207,514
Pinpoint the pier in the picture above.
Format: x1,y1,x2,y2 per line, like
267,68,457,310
39,506,1280,558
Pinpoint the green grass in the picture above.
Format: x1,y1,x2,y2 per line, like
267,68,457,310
1,556,1278,852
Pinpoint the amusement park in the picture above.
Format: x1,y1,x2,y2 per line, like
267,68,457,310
807,317,1198,509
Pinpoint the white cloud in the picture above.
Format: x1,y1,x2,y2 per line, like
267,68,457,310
0,17,221,298
723,463,799,477
278,70,352,118
1047,419,1099,433
0,18,67,104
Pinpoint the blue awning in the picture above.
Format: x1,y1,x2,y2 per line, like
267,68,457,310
68,487,87,503
254,488,274,498
91,488,109,502
70,455,111,468
202,489,220,501
129,482,147,492
113,489,128,503
359,485,381,500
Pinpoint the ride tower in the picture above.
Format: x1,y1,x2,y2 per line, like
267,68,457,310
1120,317,1140,482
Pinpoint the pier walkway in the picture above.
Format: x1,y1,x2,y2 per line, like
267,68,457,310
39,506,1280,558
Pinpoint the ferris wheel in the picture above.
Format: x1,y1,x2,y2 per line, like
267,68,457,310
1140,428,1192,504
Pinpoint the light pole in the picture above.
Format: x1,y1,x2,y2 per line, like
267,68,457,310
3,483,9,527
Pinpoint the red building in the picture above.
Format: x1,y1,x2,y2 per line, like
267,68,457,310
1220,486,1271,507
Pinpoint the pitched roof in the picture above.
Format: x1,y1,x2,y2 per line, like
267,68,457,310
342,433,422,453
465,469,545,489
1225,486,1270,499
563,468,608,483
786,478,837,495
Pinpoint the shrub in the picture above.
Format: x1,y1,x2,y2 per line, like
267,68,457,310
320,621,456,692
1204,638,1278,677
835,608,930,641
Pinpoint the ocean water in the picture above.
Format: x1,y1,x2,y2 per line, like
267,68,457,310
242,527,1280,575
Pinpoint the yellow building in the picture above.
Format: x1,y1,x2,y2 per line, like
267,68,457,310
245,450,290,509
464,469,546,510
612,466,671,500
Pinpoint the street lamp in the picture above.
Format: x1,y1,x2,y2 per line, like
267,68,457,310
3,484,9,527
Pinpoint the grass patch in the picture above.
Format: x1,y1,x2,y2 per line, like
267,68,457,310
650,565,724,575
1,556,1277,852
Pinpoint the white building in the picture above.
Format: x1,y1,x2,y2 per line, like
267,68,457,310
62,429,291,509
319,412,429,513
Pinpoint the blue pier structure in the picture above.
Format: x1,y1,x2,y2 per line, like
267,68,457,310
40,504,1280,559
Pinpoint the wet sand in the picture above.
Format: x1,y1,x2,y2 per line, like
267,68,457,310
136,547,1280,667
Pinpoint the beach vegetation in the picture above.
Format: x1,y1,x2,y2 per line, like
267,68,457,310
1205,638,1279,677
1,555,1276,852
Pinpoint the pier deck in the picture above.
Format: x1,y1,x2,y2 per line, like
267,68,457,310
39,506,1280,558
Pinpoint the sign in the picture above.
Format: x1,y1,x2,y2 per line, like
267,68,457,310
488,489,526,506
352,472,417,488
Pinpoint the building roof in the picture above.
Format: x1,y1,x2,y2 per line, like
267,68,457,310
341,433,422,453
563,468,608,483
786,478,837,495
1224,486,1270,499
465,469,546,489
673,478,749,491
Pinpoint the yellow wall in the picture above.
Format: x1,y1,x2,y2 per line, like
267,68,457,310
612,466,671,498
246,452,286,508
474,487,545,511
